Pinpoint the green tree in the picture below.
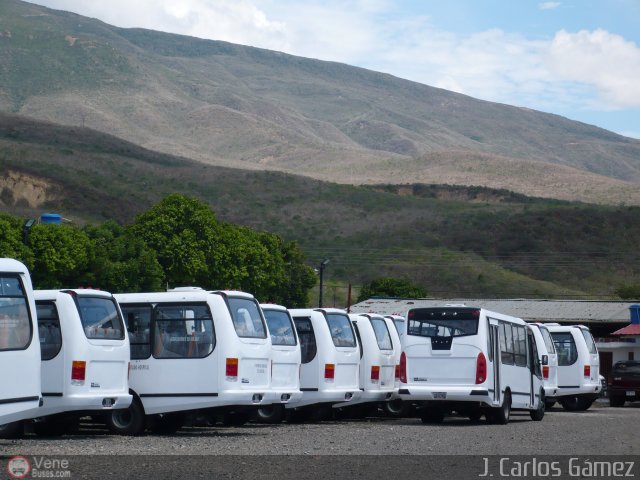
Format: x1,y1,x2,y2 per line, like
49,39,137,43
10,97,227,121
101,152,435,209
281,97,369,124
615,284,640,300
357,277,427,302
280,240,316,307
0,214,32,264
84,221,164,292
28,223,92,288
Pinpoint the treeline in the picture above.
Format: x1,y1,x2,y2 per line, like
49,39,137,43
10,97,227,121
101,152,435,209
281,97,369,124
0,194,316,306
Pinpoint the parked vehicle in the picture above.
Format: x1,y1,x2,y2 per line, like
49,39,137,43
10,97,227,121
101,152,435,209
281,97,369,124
334,313,398,416
28,289,132,436
385,315,405,341
608,360,640,407
287,308,361,420
110,289,272,434
399,306,545,424
0,259,41,438
527,322,559,407
256,303,302,423
547,324,601,411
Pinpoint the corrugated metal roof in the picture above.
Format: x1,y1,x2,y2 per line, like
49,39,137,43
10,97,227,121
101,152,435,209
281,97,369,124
612,324,640,336
350,298,635,324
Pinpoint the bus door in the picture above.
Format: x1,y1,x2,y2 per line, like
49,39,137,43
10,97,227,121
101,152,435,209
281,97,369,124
489,320,501,405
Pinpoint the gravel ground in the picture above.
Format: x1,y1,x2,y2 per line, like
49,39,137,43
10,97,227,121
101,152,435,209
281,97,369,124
2,402,639,457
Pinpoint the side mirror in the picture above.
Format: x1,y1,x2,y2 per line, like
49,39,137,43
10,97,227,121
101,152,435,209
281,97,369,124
541,355,548,365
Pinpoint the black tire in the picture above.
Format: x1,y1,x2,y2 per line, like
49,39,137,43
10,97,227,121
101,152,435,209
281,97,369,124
0,421,23,439
222,411,250,427
544,399,556,409
609,396,625,408
420,407,445,424
490,391,511,425
107,397,146,436
383,398,410,418
530,390,545,421
255,404,284,424
150,412,184,434
559,395,595,412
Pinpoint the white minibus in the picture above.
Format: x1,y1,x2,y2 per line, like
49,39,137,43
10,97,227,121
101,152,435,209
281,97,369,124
287,308,361,420
0,259,41,438
527,322,558,406
382,314,408,417
547,324,601,411
399,306,545,424
255,303,302,423
110,289,272,434
28,289,132,435
334,313,398,416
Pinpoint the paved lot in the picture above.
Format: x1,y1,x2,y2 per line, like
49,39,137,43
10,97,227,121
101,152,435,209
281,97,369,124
2,402,639,457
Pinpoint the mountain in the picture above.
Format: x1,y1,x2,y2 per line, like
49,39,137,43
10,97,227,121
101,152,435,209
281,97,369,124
2,111,640,300
1,0,639,205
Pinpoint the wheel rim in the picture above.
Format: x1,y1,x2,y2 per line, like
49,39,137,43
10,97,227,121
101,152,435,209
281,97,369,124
111,410,133,429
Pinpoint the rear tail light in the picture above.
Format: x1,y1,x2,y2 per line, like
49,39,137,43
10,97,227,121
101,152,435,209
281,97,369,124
226,357,239,379
543,365,549,379
324,363,335,380
395,364,400,380
370,366,380,382
399,352,407,383
71,360,86,384
584,365,591,377
475,352,487,384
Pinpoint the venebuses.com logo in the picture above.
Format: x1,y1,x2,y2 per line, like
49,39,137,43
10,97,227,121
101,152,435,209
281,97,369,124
6,456,31,479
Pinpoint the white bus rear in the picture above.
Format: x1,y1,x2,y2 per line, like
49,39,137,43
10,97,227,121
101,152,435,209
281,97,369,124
547,324,601,411
287,308,360,418
109,290,272,434
527,323,559,403
0,259,41,438
29,289,132,435
256,303,302,423
399,306,545,424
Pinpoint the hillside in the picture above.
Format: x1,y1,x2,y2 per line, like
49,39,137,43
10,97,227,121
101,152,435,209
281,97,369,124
1,112,639,300
1,0,639,204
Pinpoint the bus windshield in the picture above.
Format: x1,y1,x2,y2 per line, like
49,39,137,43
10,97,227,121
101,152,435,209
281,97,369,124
407,308,479,338
263,309,297,346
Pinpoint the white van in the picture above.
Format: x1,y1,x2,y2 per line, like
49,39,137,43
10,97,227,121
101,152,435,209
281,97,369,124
110,289,272,434
334,313,397,415
0,259,41,438
399,306,545,424
28,289,132,435
287,308,361,420
256,303,302,423
386,315,406,341
527,322,558,405
382,315,409,417
547,324,601,411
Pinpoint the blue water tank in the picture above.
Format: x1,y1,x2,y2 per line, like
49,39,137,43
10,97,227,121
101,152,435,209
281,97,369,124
40,213,62,224
630,305,640,324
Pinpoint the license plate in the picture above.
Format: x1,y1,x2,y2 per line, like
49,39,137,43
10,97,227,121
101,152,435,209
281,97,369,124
433,392,447,399
626,391,635,396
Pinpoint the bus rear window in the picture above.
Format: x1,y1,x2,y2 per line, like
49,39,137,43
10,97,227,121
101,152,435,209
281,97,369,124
581,329,597,354
77,296,125,340
551,332,578,366
538,326,556,354
370,318,393,350
0,275,32,352
228,297,267,339
325,313,356,348
407,308,479,338
263,309,297,346
36,301,62,361
293,317,317,364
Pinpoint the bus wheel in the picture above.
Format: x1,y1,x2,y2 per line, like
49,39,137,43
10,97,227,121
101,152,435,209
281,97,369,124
559,395,594,412
150,412,184,434
0,421,23,439
420,407,445,424
383,399,409,418
530,390,545,421
222,411,250,427
107,397,146,436
491,391,511,425
255,405,284,424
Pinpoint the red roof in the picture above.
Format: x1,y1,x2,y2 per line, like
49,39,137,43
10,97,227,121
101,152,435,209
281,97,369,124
612,324,640,336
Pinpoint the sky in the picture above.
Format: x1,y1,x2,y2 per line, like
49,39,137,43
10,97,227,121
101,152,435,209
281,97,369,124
25,0,640,139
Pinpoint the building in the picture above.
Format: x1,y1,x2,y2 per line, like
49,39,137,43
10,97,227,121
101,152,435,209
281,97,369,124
350,298,640,383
